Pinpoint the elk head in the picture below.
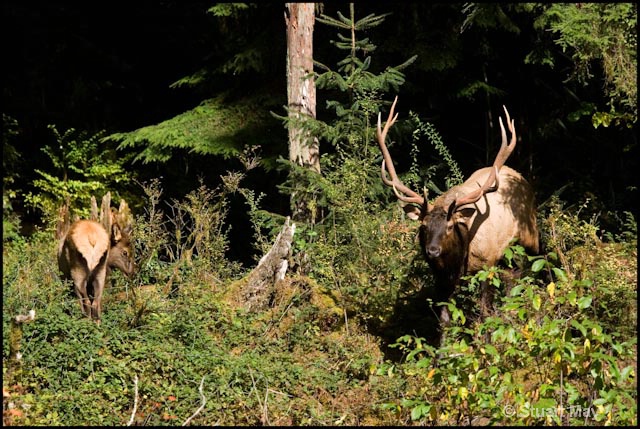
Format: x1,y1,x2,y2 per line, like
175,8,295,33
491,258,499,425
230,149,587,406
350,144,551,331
107,199,135,278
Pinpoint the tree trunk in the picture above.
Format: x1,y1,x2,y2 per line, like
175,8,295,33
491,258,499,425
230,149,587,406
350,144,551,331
285,3,319,223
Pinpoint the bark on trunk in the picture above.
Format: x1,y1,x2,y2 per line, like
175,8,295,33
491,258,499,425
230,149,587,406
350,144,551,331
285,3,319,173
285,3,320,225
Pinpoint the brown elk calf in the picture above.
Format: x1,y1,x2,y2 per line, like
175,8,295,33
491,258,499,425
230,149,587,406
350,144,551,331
376,97,539,341
56,192,135,323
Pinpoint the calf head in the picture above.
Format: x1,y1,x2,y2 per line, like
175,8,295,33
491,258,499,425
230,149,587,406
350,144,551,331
107,199,136,277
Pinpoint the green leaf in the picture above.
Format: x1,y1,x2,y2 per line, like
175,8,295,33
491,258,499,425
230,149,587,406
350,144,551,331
619,365,634,382
510,284,525,297
531,259,546,272
551,267,568,283
532,294,542,311
577,296,592,310
411,404,431,421
570,319,587,337
503,247,513,267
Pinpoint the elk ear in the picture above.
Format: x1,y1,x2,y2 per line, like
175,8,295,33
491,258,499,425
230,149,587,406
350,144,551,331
117,199,134,235
455,207,476,224
448,200,476,223
402,204,422,221
446,200,457,221
110,199,134,242
112,222,123,243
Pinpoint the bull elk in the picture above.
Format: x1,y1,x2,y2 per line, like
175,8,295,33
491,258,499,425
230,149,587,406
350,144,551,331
377,97,539,339
56,192,135,323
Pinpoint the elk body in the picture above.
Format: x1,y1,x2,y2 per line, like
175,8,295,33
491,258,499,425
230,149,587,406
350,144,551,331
56,192,135,323
377,97,539,335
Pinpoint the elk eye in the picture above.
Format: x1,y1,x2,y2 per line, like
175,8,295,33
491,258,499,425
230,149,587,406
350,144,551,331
122,250,128,257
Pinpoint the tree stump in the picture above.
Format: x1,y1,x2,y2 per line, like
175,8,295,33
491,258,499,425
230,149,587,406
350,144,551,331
243,217,296,312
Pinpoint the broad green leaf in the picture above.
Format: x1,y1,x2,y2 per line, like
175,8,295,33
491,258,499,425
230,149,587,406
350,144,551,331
531,258,546,272
577,296,592,310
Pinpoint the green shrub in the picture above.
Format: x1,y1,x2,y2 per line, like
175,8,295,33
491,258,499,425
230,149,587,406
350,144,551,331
379,211,637,426
3,172,403,425
23,125,136,224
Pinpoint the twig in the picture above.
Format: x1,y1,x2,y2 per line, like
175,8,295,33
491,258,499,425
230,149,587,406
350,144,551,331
343,308,349,336
248,367,269,425
127,375,139,426
182,376,207,426
262,380,270,426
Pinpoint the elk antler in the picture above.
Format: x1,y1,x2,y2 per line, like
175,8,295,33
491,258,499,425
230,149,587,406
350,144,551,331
454,105,517,208
377,96,426,206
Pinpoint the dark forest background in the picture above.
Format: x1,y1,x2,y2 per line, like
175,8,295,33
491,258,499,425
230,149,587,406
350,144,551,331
3,2,637,264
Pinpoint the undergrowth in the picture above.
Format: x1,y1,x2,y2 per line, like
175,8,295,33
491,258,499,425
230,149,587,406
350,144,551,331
377,198,637,426
4,175,636,426
2,179,404,426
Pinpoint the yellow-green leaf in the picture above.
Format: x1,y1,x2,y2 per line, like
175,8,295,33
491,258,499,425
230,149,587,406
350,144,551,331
547,282,555,299
533,294,542,311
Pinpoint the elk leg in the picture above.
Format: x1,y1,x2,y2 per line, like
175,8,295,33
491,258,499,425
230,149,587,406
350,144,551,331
90,269,107,323
75,285,91,318
71,270,91,318
479,280,495,343
438,305,451,348
479,280,495,319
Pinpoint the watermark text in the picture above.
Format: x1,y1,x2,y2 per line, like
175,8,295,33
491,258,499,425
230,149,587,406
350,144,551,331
503,403,595,420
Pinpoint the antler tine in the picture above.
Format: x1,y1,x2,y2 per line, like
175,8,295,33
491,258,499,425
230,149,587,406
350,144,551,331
377,96,425,206
493,105,516,171
454,166,499,208
381,161,425,204
454,106,517,208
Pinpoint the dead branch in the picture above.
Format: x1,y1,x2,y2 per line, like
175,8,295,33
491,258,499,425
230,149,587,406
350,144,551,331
182,376,206,426
243,217,296,312
127,375,139,426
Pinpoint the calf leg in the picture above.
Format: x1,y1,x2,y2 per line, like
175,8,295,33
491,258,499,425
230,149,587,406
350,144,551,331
90,268,107,323
71,271,91,318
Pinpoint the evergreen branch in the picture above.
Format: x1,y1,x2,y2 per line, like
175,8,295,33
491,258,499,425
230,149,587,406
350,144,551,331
336,11,352,26
316,14,351,29
394,54,419,72
355,13,392,29
105,95,273,164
